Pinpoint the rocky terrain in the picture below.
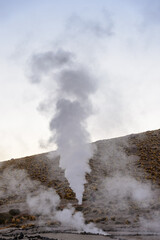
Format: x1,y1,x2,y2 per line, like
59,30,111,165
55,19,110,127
0,129,160,239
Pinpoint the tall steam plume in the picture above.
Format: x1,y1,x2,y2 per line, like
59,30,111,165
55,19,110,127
30,49,96,204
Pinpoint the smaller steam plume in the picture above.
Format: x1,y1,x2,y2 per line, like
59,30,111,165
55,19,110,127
29,49,97,204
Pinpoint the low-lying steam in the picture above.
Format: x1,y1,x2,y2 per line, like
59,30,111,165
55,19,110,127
0,167,106,234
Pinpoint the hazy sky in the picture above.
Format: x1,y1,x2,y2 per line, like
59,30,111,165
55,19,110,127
0,0,160,161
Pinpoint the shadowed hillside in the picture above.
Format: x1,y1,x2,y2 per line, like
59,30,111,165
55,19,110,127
0,129,160,234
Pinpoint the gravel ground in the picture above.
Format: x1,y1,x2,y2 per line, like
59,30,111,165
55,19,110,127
1,229,160,240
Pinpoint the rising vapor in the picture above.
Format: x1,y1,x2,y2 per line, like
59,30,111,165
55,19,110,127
29,49,97,204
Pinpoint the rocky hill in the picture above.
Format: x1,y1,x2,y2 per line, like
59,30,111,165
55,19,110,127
0,129,160,236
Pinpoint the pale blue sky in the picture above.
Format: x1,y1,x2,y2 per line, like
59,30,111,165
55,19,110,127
0,0,160,161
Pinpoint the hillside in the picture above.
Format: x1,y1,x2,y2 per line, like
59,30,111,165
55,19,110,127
0,129,160,238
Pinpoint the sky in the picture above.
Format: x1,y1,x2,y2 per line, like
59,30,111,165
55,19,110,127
0,0,160,161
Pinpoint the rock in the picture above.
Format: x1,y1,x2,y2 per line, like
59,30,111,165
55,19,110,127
75,206,83,211
9,209,21,216
18,232,24,239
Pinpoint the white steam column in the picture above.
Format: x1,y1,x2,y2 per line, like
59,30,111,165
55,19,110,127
30,50,96,204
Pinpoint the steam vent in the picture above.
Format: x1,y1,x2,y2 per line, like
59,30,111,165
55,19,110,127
0,129,160,239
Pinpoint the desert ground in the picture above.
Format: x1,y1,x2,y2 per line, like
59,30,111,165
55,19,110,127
0,129,160,239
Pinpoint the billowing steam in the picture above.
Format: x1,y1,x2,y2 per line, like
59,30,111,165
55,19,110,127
27,187,106,235
0,167,106,234
29,49,96,204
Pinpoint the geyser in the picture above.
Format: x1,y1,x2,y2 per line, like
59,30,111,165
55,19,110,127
29,49,96,204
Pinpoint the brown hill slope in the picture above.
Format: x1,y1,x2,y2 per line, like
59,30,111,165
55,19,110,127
0,129,160,233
